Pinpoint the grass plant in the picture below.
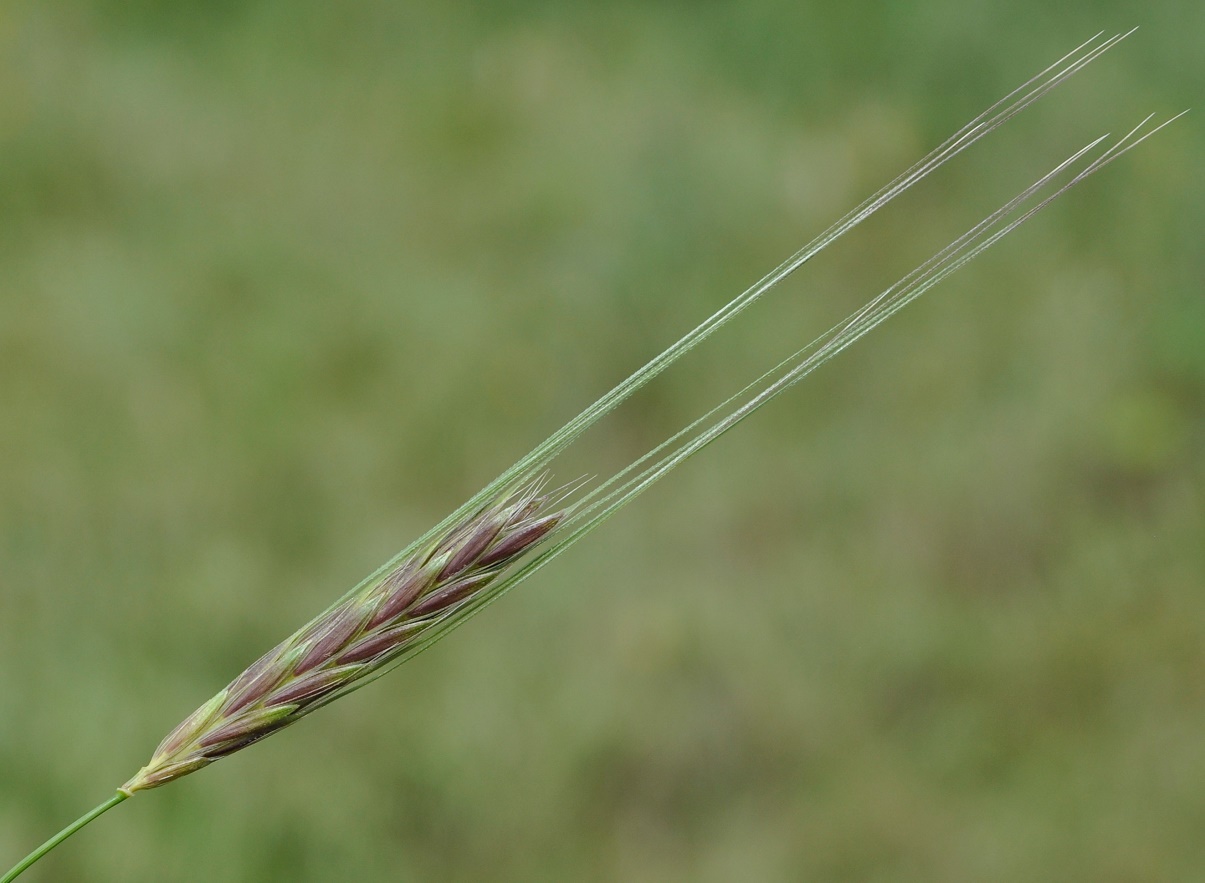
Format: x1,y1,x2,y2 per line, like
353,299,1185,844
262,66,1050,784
0,31,1183,882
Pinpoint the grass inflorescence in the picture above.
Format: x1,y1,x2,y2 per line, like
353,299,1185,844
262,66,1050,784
121,478,565,794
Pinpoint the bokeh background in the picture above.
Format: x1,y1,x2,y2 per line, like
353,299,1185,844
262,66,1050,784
1,2,1201,881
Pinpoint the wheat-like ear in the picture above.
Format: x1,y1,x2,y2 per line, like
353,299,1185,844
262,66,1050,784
121,479,564,794
2,31,1181,883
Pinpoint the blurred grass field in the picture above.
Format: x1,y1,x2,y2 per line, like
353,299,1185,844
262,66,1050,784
1,2,1202,881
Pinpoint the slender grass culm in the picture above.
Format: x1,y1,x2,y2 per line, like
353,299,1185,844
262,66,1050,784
1,32,1183,882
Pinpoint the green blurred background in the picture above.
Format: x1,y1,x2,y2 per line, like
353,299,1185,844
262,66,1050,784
1,2,1201,881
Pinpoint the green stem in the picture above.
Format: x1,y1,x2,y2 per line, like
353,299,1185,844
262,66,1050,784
1,792,128,883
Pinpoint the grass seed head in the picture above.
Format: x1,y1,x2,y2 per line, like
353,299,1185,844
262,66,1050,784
121,480,565,795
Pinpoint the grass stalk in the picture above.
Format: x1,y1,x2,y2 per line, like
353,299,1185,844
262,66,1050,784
0,794,127,883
